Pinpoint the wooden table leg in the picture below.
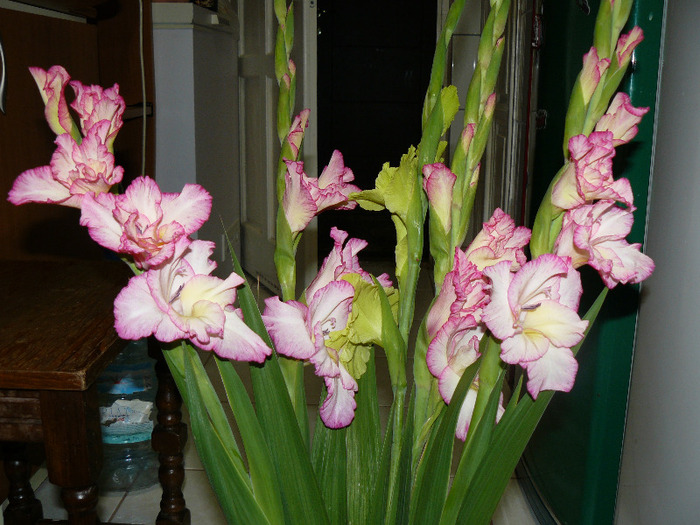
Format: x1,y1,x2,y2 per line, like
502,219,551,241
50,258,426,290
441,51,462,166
150,344,190,525
2,442,43,524
39,388,102,525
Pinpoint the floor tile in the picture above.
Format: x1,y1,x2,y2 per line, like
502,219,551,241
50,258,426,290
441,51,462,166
492,478,539,525
32,479,125,523
108,468,225,524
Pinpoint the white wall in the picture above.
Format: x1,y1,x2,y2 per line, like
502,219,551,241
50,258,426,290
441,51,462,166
152,4,240,274
616,1,700,523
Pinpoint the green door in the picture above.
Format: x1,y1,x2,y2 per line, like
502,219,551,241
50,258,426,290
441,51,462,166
521,1,664,523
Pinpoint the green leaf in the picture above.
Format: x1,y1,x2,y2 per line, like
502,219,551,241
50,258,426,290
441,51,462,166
373,276,406,392
225,227,309,445
311,401,348,525
368,401,396,523
380,387,411,525
249,356,328,524
347,354,382,524
408,359,480,525
216,357,285,525
222,233,327,523
440,370,506,525
180,344,271,524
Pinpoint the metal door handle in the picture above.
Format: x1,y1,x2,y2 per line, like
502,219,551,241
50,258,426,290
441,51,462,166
0,32,6,114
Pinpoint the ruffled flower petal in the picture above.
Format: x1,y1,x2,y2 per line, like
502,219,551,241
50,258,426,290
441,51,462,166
319,371,358,429
262,297,316,360
523,346,579,399
7,165,72,206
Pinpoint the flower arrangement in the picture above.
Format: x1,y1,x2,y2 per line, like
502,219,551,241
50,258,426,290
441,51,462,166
8,0,653,523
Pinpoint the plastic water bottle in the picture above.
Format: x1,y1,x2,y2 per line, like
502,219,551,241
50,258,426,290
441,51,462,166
97,338,159,492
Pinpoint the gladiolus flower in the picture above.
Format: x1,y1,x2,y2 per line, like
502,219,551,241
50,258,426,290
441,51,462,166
463,208,531,271
305,227,391,300
28,65,75,137
579,48,611,104
114,238,271,362
286,109,310,158
264,229,392,429
483,254,588,399
422,163,456,233
79,176,212,269
70,80,125,148
595,93,649,146
552,131,633,209
615,26,644,69
263,280,358,428
426,248,487,340
8,121,123,208
554,200,654,288
426,318,501,441
282,150,361,234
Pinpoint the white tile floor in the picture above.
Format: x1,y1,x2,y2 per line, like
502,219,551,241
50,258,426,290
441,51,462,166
2,264,538,524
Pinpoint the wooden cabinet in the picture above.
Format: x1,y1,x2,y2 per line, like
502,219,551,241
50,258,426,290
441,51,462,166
0,1,155,260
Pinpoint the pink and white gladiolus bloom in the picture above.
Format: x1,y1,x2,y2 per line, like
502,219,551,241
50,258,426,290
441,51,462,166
286,109,310,158
80,176,212,270
8,121,123,208
615,26,644,69
483,254,588,399
554,199,654,288
422,163,456,233
579,48,611,104
262,280,358,429
427,320,501,441
552,131,634,210
595,93,649,146
426,249,487,340
426,249,497,440
463,208,531,271
282,150,361,234
305,227,392,301
29,65,76,137
114,238,270,362
70,80,125,149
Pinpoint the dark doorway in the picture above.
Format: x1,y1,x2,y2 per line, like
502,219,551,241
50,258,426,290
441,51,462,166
316,0,437,260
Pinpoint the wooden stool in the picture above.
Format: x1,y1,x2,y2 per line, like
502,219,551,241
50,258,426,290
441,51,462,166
0,260,190,525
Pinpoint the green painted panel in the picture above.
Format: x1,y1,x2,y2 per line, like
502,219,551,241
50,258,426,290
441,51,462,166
521,1,664,524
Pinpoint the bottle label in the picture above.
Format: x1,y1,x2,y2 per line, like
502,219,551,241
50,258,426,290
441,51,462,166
100,399,154,444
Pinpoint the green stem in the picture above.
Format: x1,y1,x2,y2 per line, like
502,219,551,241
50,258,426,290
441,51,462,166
470,335,504,431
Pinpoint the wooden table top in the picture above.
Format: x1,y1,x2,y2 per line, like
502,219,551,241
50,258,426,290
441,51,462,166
0,259,132,391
